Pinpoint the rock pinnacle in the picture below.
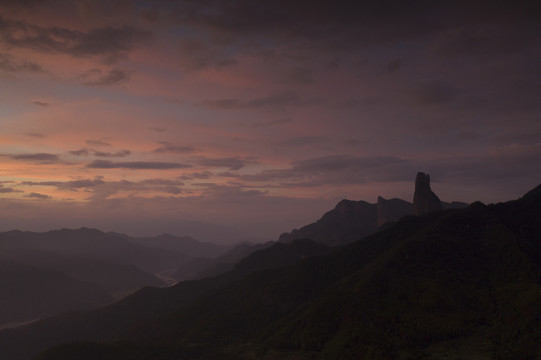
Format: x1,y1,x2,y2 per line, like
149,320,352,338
413,172,442,215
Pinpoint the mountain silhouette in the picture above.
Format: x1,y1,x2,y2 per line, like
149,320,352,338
0,182,539,359
279,199,381,245
279,173,467,246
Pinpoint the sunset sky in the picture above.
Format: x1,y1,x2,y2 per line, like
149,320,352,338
0,1,539,242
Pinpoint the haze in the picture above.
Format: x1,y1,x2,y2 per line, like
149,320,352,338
0,1,539,243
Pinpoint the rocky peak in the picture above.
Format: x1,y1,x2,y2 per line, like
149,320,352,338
279,200,377,246
413,172,442,215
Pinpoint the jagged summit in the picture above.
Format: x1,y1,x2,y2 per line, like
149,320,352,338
280,172,467,245
413,172,442,215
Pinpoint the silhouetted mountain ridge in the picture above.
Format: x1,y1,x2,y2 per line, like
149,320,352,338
1,183,538,359
279,174,467,246
279,199,379,245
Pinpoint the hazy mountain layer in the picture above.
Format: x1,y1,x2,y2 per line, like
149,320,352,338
0,260,112,327
121,233,231,258
172,241,275,281
0,228,190,274
1,250,164,298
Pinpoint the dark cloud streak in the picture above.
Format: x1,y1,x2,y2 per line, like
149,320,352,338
197,157,253,170
86,160,191,170
70,148,130,158
0,53,45,73
171,1,541,44
11,153,59,162
86,140,111,147
25,133,46,138
94,150,131,158
238,148,541,188
24,192,51,200
200,91,303,110
31,100,51,107
0,16,150,61
21,177,104,189
239,155,412,186
0,186,17,193
82,68,132,86
153,143,195,154
69,149,90,156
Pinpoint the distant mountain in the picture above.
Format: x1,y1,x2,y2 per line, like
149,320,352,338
0,227,248,338
0,260,112,327
1,250,164,298
9,182,540,360
279,173,467,246
0,228,189,274
170,256,216,281
172,241,275,281
0,228,182,324
120,233,231,258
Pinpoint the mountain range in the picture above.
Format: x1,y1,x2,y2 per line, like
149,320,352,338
279,173,467,246
0,228,235,327
176,173,467,281
0,180,539,359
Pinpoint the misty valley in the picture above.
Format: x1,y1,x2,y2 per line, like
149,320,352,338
0,174,539,359
0,228,232,328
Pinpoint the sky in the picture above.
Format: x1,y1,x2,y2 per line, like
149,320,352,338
0,1,539,243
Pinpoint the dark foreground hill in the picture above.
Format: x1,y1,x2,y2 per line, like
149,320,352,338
2,184,540,359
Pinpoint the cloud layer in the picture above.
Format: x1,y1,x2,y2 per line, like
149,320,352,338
0,1,539,241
